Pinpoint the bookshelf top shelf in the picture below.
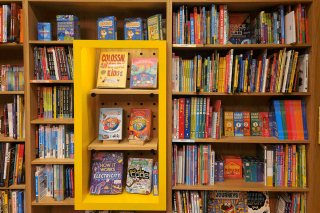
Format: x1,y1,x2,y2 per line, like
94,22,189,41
172,92,311,96
32,197,74,206
172,44,311,50
30,80,74,84
29,40,73,45
31,158,74,164
88,138,158,151
90,88,159,95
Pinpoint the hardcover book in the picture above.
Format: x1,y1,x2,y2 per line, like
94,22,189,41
56,15,80,41
262,112,270,137
90,152,124,195
98,16,117,40
126,158,153,194
228,13,251,44
128,108,151,141
234,112,244,137
96,52,128,88
99,108,123,140
124,18,143,40
243,111,251,136
130,58,158,88
250,112,260,136
147,14,161,40
247,192,270,213
208,191,248,213
224,111,234,136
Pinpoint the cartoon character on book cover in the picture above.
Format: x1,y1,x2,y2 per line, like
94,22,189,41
234,112,244,137
124,18,142,40
228,13,251,44
96,52,128,88
99,108,123,140
247,192,270,213
128,108,151,141
147,15,160,40
130,58,157,88
90,152,124,195
208,191,248,213
97,16,117,40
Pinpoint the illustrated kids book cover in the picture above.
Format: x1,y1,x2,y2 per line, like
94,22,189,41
99,108,123,140
124,18,143,40
128,108,151,141
97,16,117,40
261,112,270,137
250,112,260,136
96,52,128,88
130,58,158,88
243,111,251,136
224,112,234,136
247,192,270,213
234,112,244,137
228,13,251,44
147,14,161,40
90,151,124,195
126,158,153,194
208,191,248,213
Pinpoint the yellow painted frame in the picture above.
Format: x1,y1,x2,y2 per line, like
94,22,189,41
74,40,166,211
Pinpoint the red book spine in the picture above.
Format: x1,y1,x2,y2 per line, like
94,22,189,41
0,8,3,42
299,4,302,44
71,168,74,198
179,98,185,139
284,100,293,140
290,193,295,212
205,97,210,138
305,18,309,43
18,144,24,183
219,5,224,44
224,54,230,93
173,12,176,44
262,112,270,137
188,21,190,44
289,101,297,140
194,8,198,44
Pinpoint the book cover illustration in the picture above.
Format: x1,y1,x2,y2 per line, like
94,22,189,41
98,16,117,40
99,108,123,140
147,14,161,40
124,18,143,40
90,152,124,195
96,52,128,88
243,111,251,136
130,58,158,88
247,192,270,213
208,191,248,213
128,108,151,141
224,112,234,136
126,158,153,194
228,13,251,44
250,112,260,136
56,15,80,41
234,112,244,137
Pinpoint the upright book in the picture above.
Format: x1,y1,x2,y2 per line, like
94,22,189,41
130,58,158,88
96,52,128,88
128,108,151,141
98,108,123,141
97,16,117,40
124,17,143,40
90,152,124,195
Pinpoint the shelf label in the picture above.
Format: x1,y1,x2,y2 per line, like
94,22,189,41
173,44,197,48
172,139,195,143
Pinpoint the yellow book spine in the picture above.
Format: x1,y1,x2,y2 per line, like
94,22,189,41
302,145,307,188
233,56,239,92
224,112,234,136
222,57,226,92
216,53,219,91
292,145,296,187
49,87,52,118
244,59,248,93
278,50,287,92
54,86,56,118
285,144,288,186
288,52,299,93
275,50,283,92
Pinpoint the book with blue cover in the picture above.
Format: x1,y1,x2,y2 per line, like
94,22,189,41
184,98,191,139
124,17,143,40
90,152,124,195
97,16,117,40
153,162,159,196
273,100,284,139
301,100,308,140
234,112,244,137
143,19,148,40
99,108,123,141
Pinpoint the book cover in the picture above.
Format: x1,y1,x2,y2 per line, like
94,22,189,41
90,151,124,195
128,108,151,141
37,22,52,41
223,156,242,178
126,158,153,194
130,58,157,88
262,112,270,137
98,16,117,40
147,14,161,40
250,112,259,136
224,111,234,136
124,17,143,40
98,108,123,140
208,191,247,213
247,192,270,213
234,112,244,137
243,111,251,136
179,98,185,139
96,52,128,88
56,15,80,41
228,13,251,44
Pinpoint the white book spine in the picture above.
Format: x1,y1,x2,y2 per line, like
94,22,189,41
262,58,269,93
8,103,13,137
210,150,215,185
12,191,16,213
3,143,9,179
282,51,292,93
52,49,60,80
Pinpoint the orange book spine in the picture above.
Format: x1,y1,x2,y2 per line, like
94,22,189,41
294,100,304,140
14,144,20,185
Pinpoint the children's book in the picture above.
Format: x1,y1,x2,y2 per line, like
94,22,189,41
147,14,161,40
228,13,251,44
247,192,270,213
96,52,128,88
153,162,159,196
234,112,244,137
262,112,270,137
243,111,251,136
97,16,117,40
126,158,153,194
130,58,158,88
224,111,234,136
124,18,143,40
128,108,151,141
208,191,248,213
90,152,124,195
99,108,123,140
250,112,260,136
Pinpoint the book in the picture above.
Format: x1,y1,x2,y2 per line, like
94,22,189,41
37,22,52,41
243,111,251,136
234,112,244,137
126,158,153,194
228,13,251,44
128,108,151,141
152,162,159,196
97,16,117,40
130,58,158,88
90,152,124,195
247,192,270,213
224,111,234,136
98,108,123,141
124,18,143,40
56,15,80,41
147,14,161,40
96,52,128,88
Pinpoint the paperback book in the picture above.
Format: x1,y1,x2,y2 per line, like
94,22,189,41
99,108,123,140
124,18,143,40
128,108,151,141
130,58,158,88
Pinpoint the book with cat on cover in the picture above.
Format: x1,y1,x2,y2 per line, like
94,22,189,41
99,108,123,140
128,108,151,141
126,158,153,194
96,52,128,88
124,18,143,40
90,152,124,195
130,58,158,88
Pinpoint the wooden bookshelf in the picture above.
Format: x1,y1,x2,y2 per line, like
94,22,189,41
0,91,25,94
29,80,74,84
88,138,158,150
0,184,26,190
0,135,25,142
30,118,74,124
90,88,159,95
29,40,73,45
32,197,75,206
31,158,74,165
172,92,311,96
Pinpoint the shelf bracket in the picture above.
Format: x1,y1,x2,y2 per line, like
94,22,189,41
150,149,155,155
150,93,154,98
91,93,96,97
91,149,96,154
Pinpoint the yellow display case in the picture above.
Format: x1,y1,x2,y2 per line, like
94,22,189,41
74,40,166,211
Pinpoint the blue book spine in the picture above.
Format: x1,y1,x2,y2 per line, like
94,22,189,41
215,10,219,44
175,13,178,44
186,146,190,185
273,12,277,44
18,191,23,213
65,167,69,197
68,168,72,197
280,5,284,44
301,100,308,140
194,145,198,185
250,59,256,92
191,17,195,44
211,4,215,44
180,6,183,44
250,161,257,182
276,145,280,186
35,174,39,200
273,100,284,139
203,7,206,44
152,162,159,196
191,146,194,185
234,112,244,137
184,98,191,139
218,161,224,181
259,53,266,92
44,126,47,158
195,97,200,138
202,97,206,138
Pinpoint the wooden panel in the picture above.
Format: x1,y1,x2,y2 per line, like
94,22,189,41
31,118,74,124
88,137,158,150
31,158,74,164
32,197,75,206
90,88,159,95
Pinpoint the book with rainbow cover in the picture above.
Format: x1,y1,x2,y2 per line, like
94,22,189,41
128,108,151,141
130,58,158,88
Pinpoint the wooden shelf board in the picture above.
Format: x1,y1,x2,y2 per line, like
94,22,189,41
0,184,26,190
32,197,74,206
0,135,25,142
31,118,74,124
29,40,73,44
172,44,311,50
90,88,159,95
172,136,310,144
172,179,309,192
0,43,23,47
172,92,311,96
0,91,24,94
88,138,158,150
31,158,74,164
30,80,74,84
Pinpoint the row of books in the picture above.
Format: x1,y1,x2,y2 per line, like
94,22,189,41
172,98,308,140
276,192,307,213
0,3,23,43
0,95,25,139
98,15,166,41
85,211,134,213
34,46,74,80
37,86,74,119
0,143,25,187
0,65,24,91
35,165,74,202
0,190,25,213
262,144,307,188
173,4,308,45
171,49,308,93
35,125,74,159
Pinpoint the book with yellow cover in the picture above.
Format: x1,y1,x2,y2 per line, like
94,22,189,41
224,112,234,136
96,52,128,88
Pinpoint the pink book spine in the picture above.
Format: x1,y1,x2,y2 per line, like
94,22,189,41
284,100,293,140
219,5,224,44
289,100,297,140
208,106,213,138
224,54,230,93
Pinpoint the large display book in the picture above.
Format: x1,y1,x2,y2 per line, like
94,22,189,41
74,40,166,211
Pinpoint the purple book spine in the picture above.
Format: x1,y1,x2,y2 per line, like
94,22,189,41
214,161,218,181
218,161,224,181
257,162,264,182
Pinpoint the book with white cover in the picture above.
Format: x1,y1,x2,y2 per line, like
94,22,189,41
285,11,296,44
298,53,309,92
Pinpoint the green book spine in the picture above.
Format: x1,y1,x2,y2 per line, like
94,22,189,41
250,112,260,136
61,165,65,201
279,100,288,139
199,98,203,138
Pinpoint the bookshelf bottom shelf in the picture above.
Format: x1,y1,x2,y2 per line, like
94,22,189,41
32,197,74,206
